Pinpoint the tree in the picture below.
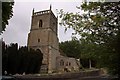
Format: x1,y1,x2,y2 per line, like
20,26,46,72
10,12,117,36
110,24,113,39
59,40,97,68
18,47,43,74
18,46,30,74
2,41,8,75
1,2,14,33
34,49,43,73
2,43,19,74
59,40,81,58
59,1,120,76
2,42,43,75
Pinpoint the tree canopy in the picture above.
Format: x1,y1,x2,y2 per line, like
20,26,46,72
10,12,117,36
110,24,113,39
2,42,43,75
1,2,14,33
59,1,120,76
59,40,81,58
59,40,97,68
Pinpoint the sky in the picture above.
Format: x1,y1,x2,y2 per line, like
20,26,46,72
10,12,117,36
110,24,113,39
2,0,83,46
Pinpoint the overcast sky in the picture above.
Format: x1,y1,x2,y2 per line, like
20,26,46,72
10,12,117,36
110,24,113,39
2,0,83,46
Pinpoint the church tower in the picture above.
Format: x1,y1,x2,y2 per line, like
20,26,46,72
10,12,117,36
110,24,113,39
27,6,60,73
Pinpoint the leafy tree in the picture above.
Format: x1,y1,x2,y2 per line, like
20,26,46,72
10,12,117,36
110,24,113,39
80,38,98,68
34,49,43,73
2,42,43,75
59,1,120,76
2,41,8,75
2,43,19,74
18,47,43,74
1,2,14,33
18,46,30,74
59,40,81,58
59,39,98,68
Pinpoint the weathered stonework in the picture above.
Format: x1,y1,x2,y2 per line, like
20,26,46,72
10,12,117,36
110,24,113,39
27,7,80,73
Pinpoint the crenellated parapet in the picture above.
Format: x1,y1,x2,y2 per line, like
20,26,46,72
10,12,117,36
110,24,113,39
32,9,57,21
33,10,51,16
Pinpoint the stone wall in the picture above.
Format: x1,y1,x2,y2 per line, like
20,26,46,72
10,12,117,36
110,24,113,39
56,56,80,72
11,69,116,80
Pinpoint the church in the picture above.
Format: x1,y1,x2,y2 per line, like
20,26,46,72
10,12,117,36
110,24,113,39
27,6,80,73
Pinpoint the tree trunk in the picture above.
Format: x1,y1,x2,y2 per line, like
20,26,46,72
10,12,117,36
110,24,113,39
89,59,91,69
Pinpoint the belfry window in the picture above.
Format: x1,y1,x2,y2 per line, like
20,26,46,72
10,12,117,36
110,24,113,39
39,20,42,27
38,39,40,42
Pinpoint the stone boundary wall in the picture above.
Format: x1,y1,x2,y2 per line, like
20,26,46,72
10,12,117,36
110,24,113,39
11,70,99,79
2,70,118,80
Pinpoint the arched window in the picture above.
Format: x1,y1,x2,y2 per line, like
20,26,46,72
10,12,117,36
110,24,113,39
60,60,64,66
69,62,71,66
39,20,42,27
36,49,42,54
66,62,69,66
38,39,40,42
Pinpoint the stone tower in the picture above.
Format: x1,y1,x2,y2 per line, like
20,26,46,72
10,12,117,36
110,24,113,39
27,6,60,73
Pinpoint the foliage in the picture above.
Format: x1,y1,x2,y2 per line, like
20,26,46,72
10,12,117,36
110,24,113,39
59,2,120,76
2,42,43,75
59,39,97,68
1,2,14,33
59,40,81,58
